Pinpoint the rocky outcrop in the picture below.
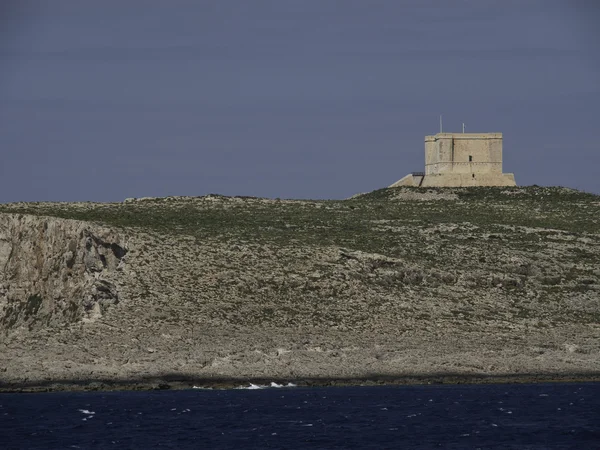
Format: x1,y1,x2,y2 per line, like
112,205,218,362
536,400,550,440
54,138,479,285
0,214,126,330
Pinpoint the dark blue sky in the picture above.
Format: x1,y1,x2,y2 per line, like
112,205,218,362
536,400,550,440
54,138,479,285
1,1,598,201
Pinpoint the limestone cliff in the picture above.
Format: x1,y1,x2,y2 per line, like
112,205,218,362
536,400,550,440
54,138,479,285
0,187,599,391
0,214,126,329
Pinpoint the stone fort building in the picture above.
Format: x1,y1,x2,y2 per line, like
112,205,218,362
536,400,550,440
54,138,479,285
391,132,516,187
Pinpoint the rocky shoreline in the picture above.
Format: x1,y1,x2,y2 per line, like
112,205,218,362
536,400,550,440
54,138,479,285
3,373,600,394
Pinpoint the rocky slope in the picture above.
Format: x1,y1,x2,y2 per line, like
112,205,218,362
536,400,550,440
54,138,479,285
0,186,599,391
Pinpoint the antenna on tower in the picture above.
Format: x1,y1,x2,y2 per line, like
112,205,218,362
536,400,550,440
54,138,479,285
439,115,443,133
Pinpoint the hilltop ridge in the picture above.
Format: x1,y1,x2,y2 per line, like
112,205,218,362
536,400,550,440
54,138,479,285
1,186,599,391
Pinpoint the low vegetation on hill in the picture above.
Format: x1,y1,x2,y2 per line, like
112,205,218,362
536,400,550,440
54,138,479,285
0,186,599,390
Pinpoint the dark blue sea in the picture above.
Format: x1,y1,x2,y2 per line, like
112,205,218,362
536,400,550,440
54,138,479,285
1,383,599,449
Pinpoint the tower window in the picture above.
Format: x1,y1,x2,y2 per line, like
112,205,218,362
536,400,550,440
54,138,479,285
469,155,473,162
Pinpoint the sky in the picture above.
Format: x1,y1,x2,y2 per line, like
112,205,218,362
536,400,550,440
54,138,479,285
0,0,598,202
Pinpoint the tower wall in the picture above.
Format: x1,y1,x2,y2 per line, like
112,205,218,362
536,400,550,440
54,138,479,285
424,136,436,175
424,133,503,175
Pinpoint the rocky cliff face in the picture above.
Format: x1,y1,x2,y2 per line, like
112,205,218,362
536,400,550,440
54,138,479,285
0,187,599,391
0,214,126,330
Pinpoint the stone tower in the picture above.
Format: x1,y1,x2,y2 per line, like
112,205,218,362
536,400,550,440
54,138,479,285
391,132,516,187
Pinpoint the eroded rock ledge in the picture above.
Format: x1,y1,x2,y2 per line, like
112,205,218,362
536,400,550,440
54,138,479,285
0,214,126,329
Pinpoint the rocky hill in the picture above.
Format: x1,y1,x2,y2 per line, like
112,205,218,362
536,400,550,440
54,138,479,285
1,186,599,391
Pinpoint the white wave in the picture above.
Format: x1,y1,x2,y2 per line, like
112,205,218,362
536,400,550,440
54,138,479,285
235,383,265,390
237,382,297,390
192,386,212,390
270,382,297,388
78,409,95,415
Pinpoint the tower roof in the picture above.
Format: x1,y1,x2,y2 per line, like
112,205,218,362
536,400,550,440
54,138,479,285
425,132,502,141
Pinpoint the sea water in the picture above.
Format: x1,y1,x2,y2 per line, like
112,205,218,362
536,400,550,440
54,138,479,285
1,383,598,449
